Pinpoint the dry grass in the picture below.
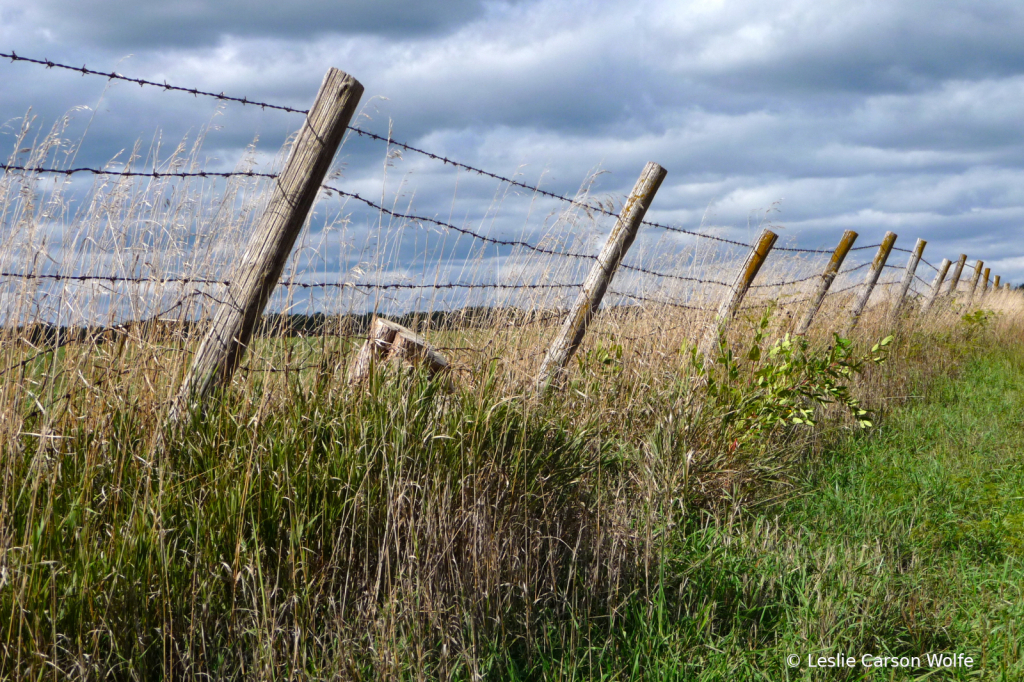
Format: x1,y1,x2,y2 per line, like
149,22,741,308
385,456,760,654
2,113,1023,679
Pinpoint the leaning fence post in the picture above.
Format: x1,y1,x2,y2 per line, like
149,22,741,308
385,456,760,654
994,275,1001,291
844,231,897,335
945,254,967,295
982,267,991,297
967,260,984,303
535,162,667,392
794,230,858,335
920,258,952,314
697,229,778,360
171,68,364,417
889,238,926,323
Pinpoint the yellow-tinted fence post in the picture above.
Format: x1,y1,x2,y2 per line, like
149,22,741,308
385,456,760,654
845,231,897,335
697,229,778,362
946,254,967,295
794,230,858,335
967,260,984,304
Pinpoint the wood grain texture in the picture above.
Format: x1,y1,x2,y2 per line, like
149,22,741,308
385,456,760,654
946,254,968,295
697,228,777,361
535,162,667,392
347,317,449,385
920,258,952,315
845,231,897,334
889,238,926,324
967,260,984,302
172,68,363,418
794,230,858,335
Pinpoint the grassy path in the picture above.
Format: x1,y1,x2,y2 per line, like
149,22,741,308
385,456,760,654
557,346,1024,681
689,346,1024,680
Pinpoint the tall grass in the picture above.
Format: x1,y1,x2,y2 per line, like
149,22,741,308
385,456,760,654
2,111,1024,679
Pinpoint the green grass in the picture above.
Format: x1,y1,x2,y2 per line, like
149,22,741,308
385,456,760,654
4,328,1024,680
511,344,1024,680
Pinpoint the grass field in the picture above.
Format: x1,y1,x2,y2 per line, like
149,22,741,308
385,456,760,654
3,296,1023,680
4,116,1024,679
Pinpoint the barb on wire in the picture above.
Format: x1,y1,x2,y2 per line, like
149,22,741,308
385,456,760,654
0,271,231,286
324,185,734,287
280,280,582,291
0,163,277,180
346,127,765,249
606,290,709,311
0,50,309,114
0,50,846,254
750,271,824,289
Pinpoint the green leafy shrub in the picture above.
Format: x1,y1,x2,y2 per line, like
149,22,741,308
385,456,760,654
698,308,892,448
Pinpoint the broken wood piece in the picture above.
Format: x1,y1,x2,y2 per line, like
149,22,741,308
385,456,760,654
347,317,449,384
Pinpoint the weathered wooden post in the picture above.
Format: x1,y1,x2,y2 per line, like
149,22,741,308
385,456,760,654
794,230,858,335
535,162,667,392
982,267,991,296
994,275,1002,291
844,231,897,335
889,238,926,323
920,258,952,314
967,260,984,302
697,229,778,360
172,68,364,417
347,317,449,384
945,254,967,295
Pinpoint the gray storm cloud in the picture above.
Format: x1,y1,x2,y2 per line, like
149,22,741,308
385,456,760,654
1,0,1023,285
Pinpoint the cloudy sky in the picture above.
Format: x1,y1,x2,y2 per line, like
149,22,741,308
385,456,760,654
2,0,1024,294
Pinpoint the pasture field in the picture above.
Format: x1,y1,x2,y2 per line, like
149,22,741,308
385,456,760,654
2,286,1023,679
3,104,1024,680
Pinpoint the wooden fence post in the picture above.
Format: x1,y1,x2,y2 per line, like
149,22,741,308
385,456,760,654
844,231,897,334
967,260,984,302
794,230,858,335
535,162,667,392
889,238,926,323
171,68,364,417
697,228,778,360
920,258,952,314
994,275,1002,290
982,267,991,296
945,254,967,295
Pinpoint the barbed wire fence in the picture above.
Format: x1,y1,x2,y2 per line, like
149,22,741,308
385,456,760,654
0,51,1010,388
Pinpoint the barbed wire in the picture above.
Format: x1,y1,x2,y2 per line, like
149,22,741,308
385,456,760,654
0,50,843,254
3,50,998,316
0,50,310,114
605,290,709,311
0,162,276,179
0,291,204,377
281,280,581,291
323,185,738,287
0,271,231,286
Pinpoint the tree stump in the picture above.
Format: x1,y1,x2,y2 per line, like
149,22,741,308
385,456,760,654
347,317,449,384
